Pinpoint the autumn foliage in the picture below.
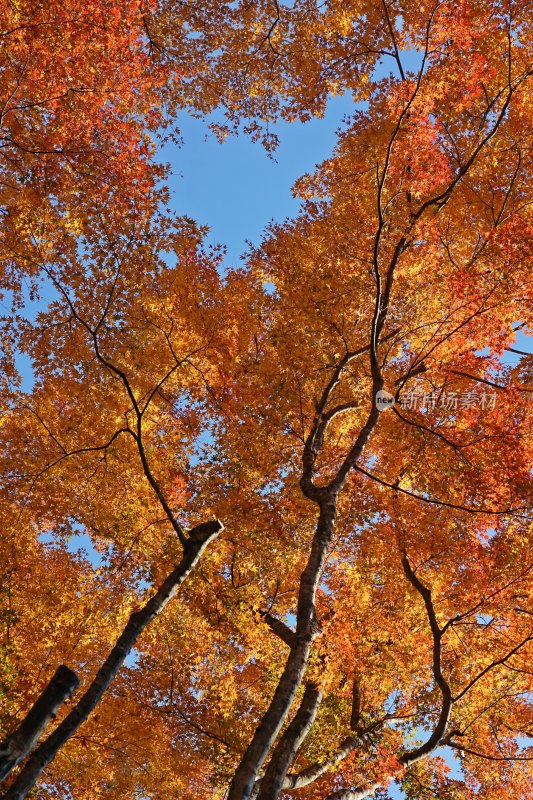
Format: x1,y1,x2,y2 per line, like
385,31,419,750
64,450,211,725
0,2,532,800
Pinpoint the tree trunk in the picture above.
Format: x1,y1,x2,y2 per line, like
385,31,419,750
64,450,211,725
227,499,336,800
255,682,323,800
0,666,79,783
0,520,222,800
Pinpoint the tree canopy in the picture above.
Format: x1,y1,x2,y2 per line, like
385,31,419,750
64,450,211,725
0,2,532,800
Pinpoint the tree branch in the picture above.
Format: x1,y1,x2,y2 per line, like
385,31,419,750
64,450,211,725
254,682,323,800
355,466,525,516
0,666,79,784
452,631,533,702
446,740,533,762
0,520,223,800
257,610,296,648
399,553,452,763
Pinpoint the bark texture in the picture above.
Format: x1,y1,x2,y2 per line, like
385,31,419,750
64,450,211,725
0,666,79,784
255,682,323,800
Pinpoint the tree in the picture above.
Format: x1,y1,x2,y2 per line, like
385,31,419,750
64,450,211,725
0,1,532,800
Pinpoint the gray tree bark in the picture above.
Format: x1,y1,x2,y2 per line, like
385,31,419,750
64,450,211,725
255,682,323,800
0,666,79,783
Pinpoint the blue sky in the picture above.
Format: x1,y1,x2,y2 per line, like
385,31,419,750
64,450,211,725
164,50,426,268
164,93,355,269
